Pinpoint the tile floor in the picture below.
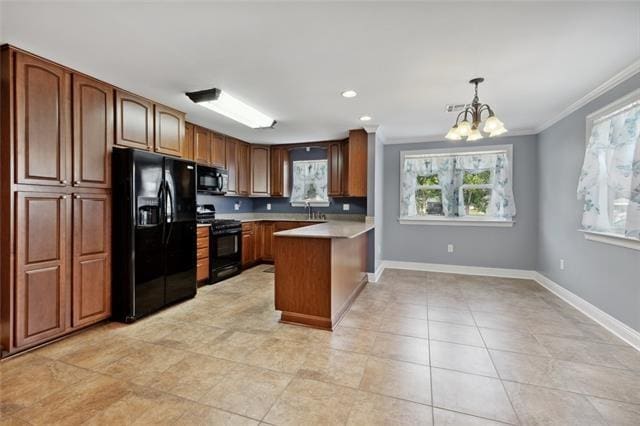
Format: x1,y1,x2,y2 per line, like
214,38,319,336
1,266,640,425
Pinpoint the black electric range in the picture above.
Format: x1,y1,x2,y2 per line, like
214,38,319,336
196,205,242,283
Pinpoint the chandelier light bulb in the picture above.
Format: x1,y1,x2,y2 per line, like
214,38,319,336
483,115,504,133
467,126,484,141
445,126,462,140
489,126,508,137
457,120,471,137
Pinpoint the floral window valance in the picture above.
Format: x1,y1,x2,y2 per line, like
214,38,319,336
577,90,640,240
400,146,516,220
290,160,329,206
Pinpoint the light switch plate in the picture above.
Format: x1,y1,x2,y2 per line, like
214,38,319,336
267,203,272,211
343,204,350,211
447,244,454,253
234,203,240,211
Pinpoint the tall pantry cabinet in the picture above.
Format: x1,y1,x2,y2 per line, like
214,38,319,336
0,46,113,356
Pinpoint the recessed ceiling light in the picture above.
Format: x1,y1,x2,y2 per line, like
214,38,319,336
360,115,372,122
341,90,357,98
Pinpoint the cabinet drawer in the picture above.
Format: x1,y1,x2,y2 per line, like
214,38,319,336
197,260,209,281
197,227,209,238
197,237,209,250
242,222,254,233
197,247,209,260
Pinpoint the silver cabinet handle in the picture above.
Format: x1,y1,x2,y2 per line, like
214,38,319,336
60,180,68,184
74,180,80,185
60,195,67,199
74,195,81,199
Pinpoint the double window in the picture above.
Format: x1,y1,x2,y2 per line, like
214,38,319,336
400,145,515,225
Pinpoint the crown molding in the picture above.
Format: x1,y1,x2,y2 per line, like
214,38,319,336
383,128,537,145
362,124,379,134
534,58,640,133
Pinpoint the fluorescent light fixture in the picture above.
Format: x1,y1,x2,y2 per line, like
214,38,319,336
341,90,357,98
186,88,276,129
360,115,372,121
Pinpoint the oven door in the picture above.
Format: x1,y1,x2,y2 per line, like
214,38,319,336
210,228,242,270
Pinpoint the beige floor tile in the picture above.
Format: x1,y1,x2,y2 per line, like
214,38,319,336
504,381,604,425
385,302,429,320
270,324,332,344
428,306,475,326
0,355,95,416
430,340,497,377
326,326,377,353
151,321,228,351
378,316,429,339
340,309,383,330
480,327,550,356
371,332,429,365
431,368,517,424
57,335,139,370
535,334,634,370
429,321,485,347
200,364,292,420
432,408,506,425
587,396,640,425
264,378,358,425
192,330,269,363
359,356,431,404
0,416,30,426
297,348,368,388
244,337,309,374
177,405,259,425
347,392,433,425
148,353,236,401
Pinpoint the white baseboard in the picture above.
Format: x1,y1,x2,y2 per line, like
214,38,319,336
376,260,640,351
367,263,385,283
532,272,640,351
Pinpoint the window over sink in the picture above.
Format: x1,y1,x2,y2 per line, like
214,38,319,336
290,159,329,207
399,144,515,226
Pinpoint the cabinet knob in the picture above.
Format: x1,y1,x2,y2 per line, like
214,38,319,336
74,180,80,185
60,195,67,199
74,195,81,199
60,180,67,184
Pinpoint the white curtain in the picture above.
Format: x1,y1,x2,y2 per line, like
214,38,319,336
291,160,328,204
577,104,640,238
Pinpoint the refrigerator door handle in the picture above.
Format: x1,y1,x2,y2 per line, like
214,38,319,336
165,181,174,245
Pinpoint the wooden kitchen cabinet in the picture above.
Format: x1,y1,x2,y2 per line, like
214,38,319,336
327,141,344,197
14,192,69,348
194,126,211,165
72,193,111,327
15,52,71,186
115,90,154,150
196,226,209,282
183,122,195,161
225,137,238,195
251,145,270,196
72,74,113,189
238,142,251,196
211,132,226,168
154,103,185,157
270,146,290,197
259,222,276,261
241,222,256,267
345,129,368,197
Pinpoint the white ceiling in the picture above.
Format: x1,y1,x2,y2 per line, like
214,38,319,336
1,1,639,144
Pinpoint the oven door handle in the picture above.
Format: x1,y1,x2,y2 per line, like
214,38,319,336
210,229,242,236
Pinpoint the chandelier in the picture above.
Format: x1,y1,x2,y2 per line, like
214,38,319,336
445,78,507,141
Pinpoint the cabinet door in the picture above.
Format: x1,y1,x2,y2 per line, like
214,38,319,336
15,192,68,348
328,142,344,196
346,130,368,196
154,104,184,157
72,193,111,327
251,145,270,196
211,133,226,168
194,127,211,165
261,222,275,261
225,138,238,195
270,147,290,197
182,122,195,160
72,74,113,189
241,231,254,267
115,90,154,150
15,53,71,186
238,143,250,195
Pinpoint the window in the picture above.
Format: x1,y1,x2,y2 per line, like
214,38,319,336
290,159,329,206
578,88,640,246
399,145,515,225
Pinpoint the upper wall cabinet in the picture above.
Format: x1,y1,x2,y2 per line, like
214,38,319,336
327,141,344,197
250,145,270,196
237,142,251,196
72,74,113,189
115,90,154,151
225,137,238,195
345,129,368,197
211,133,226,168
154,104,184,158
270,146,289,197
182,122,195,161
15,52,71,186
194,126,211,165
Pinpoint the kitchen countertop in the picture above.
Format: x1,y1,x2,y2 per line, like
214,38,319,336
196,223,211,228
216,213,366,223
273,221,374,239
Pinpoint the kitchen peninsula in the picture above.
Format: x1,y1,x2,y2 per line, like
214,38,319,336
274,221,374,330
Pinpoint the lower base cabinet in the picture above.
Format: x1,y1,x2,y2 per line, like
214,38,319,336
241,221,318,268
242,223,256,267
196,226,209,282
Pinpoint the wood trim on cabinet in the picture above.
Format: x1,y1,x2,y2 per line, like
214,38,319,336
346,129,368,197
211,132,226,168
154,104,184,157
225,137,238,195
72,74,113,189
194,126,211,165
115,90,154,150
183,122,195,161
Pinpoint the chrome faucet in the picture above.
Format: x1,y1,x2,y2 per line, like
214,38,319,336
305,200,312,220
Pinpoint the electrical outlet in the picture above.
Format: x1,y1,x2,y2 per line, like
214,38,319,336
447,244,454,253
234,203,240,211
266,203,271,211
343,203,350,211
560,259,565,270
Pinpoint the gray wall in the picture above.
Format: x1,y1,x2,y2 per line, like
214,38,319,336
537,73,640,332
382,135,539,270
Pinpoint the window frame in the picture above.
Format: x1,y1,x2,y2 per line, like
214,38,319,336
415,173,444,216
581,88,640,250
289,159,330,207
399,144,514,227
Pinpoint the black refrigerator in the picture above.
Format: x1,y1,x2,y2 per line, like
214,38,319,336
112,148,197,322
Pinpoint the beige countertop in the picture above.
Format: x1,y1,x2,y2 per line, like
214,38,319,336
273,221,374,239
216,213,365,223
196,223,211,228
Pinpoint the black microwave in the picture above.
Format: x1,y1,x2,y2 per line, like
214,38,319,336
197,165,228,195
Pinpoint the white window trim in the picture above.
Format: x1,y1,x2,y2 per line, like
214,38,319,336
580,230,640,251
399,144,514,225
578,88,640,245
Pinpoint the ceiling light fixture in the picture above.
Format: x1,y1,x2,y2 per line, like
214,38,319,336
341,90,357,98
445,78,507,141
185,88,276,129
360,115,372,122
